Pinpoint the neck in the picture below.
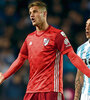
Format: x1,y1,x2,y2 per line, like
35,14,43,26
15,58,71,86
88,39,90,43
36,21,49,31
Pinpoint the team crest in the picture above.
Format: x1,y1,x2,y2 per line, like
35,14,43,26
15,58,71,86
60,31,66,37
43,38,49,46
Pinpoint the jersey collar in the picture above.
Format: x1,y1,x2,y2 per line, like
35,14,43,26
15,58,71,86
35,25,51,36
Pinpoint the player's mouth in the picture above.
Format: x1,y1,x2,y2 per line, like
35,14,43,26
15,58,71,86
31,18,36,23
86,30,89,34
86,31,90,36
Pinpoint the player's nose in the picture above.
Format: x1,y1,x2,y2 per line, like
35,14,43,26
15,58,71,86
30,12,34,17
86,25,89,30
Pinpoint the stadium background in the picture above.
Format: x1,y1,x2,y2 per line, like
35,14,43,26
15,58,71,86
0,0,90,100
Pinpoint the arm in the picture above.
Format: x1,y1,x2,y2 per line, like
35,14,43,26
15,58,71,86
66,50,90,77
3,54,26,79
74,70,84,100
0,54,26,84
55,30,90,77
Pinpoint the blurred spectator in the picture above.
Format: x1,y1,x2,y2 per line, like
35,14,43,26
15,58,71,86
75,31,86,46
63,72,75,100
48,14,61,28
4,25,15,39
3,2,19,25
61,18,72,35
1,73,26,100
0,37,11,49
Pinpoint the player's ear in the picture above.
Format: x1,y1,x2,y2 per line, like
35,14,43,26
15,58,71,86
43,11,47,17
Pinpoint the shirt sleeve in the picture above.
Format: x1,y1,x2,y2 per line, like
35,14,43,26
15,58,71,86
19,40,28,59
3,39,28,80
55,31,73,54
66,49,90,77
3,54,26,79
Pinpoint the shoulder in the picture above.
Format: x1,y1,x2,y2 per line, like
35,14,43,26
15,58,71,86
78,41,88,50
26,31,36,39
27,31,36,37
50,26,65,36
77,41,88,53
50,26,62,33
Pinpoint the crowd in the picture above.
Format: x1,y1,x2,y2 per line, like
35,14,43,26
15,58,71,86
0,0,90,100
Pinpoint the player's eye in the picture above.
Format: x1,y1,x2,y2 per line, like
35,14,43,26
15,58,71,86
33,10,38,13
29,12,31,15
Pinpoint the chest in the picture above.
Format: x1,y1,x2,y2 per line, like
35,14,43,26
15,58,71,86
26,34,56,55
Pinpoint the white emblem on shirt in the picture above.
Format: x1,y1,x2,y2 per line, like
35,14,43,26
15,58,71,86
43,38,49,46
64,38,71,47
60,31,66,37
29,41,32,46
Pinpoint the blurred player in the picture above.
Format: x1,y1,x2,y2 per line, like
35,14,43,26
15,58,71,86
0,1,90,100
74,18,90,100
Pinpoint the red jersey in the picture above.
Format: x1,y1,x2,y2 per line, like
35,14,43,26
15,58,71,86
19,25,72,94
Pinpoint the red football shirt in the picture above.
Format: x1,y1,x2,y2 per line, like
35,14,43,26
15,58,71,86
19,25,72,94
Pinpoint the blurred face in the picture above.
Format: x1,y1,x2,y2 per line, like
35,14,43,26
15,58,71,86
29,6,45,26
85,19,90,39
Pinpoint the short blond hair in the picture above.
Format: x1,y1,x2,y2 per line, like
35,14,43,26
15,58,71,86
28,1,47,11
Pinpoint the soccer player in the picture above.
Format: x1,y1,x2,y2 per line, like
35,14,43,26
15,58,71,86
0,1,90,100
74,18,90,100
